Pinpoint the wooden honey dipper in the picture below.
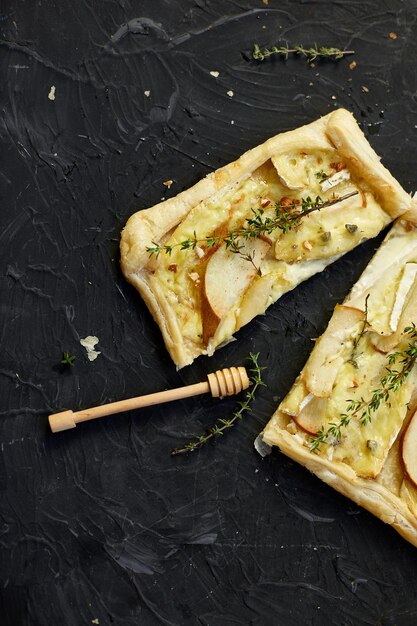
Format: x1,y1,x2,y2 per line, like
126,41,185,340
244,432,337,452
49,366,250,433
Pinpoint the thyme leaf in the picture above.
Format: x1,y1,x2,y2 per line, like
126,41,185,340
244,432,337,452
252,43,355,63
310,323,417,452
61,352,76,366
171,352,266,456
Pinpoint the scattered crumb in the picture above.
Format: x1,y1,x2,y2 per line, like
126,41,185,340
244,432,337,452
92,620,99,625
144,90,150,97
309,82,313,86
331,95,336,100
231,120,234,124
262,0,269,4
48,85,56,101
362,85,369,93
389,32,397,39
349,60,357,70
227,90,234,97
80,336,101,362
163,179,173,188
303,240,313,251
209,71,219,78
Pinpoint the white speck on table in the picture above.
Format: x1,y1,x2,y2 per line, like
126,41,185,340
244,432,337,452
48,85,56,100
80,336,101,361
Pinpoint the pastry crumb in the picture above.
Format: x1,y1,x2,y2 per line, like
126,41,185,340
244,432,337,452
80,336,101,362
389,32,397,39
362,85,369,93
210,71,219,78
144,90,150,97
48,85,56,101
227,90,234,97
163,180,173,188
349,60,357,70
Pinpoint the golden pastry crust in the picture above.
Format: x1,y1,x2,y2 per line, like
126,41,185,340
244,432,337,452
262,210,417,547
120,109,412,368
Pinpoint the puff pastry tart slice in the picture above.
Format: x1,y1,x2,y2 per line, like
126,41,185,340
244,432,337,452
120,109,411,368
261,207,417,547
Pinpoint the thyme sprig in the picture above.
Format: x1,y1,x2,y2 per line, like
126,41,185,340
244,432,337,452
147,191,358,258
252,43,355,63
61,352,76,366
310,324,417,452
171,352,266,456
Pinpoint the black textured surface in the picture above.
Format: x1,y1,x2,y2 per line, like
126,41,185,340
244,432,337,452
2,1,417,625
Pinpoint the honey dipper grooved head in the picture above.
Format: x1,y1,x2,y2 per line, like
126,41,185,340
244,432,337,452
208,367,250,398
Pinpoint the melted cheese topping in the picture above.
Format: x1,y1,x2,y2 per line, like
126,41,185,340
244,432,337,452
148,148,390,356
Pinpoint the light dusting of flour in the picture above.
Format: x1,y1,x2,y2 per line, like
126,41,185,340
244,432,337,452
80,336,101,361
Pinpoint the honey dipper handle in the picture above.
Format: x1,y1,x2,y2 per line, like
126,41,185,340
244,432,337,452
49,367,250,433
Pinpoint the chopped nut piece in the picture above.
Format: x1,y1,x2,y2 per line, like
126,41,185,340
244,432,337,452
209,71,219,78
367,439,378,452
345,223,358,234
261,199,271,208
321,231,331,243
349,60,357,70
168,264,177,272
163,180,173,188
303,240,313,251
188,272,200,282
330,162,346,172
389,32,397,39
195,246,205,259
280,196,300,208
362,85,369,93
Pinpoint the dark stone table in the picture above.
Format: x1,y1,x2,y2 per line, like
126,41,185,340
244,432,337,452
2,1,417,624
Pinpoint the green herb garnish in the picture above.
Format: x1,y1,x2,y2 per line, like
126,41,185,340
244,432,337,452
310,324,417,452
252,43,355,63
61,352,76,366
348,294,370,369
147,191,358,258
315,170,329,182
171,352,266,455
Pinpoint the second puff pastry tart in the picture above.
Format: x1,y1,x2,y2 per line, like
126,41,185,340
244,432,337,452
262,205,417,547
